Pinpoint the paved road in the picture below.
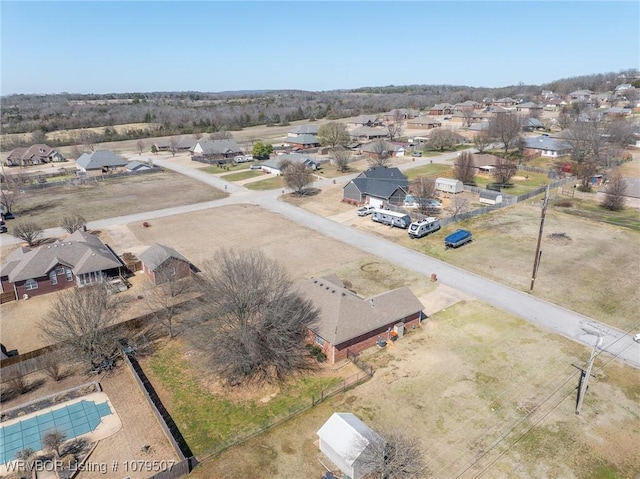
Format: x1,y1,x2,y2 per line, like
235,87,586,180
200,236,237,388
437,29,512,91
2,153,638,367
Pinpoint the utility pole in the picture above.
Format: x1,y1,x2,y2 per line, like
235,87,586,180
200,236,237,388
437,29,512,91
576,335,602,415
530,185,550,291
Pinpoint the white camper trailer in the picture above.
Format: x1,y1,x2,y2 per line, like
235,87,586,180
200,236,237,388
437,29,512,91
371,209,411,229
435,178,464,194
408,217,441,238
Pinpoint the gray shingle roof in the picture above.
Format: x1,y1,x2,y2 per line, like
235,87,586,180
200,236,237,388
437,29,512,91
297,276,424,345
348,177,406,200
523,136,572,151
284,134,319,145
76,150,127,170
263,153,319,171
191,139,241,155
289,125,319,135
358,166,408,186
1,231,122,282
138,244,189,271
350,126,388,137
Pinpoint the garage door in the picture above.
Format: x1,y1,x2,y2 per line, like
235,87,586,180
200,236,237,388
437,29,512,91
368,197,384,208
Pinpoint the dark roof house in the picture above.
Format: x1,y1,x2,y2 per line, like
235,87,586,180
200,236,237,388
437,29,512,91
343,167,409,207
190,139,242,160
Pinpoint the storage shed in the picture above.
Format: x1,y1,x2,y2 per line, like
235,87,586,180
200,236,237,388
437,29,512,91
479,189,503,205
435,178,464,194
317,413,383,479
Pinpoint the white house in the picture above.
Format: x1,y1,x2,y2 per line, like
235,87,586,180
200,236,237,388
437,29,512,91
317,413,383,479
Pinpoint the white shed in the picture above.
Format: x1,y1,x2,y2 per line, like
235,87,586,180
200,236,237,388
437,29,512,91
479,189,503,205
317,413,382,479
435,178,464,194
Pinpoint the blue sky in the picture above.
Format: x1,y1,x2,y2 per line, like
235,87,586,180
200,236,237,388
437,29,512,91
1,1,638,95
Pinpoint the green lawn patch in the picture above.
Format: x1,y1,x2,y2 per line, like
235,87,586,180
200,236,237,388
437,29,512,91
315,164,361,179
146,343,342,456
552,198,640,231
473,170,550,196
244,175,285,190
199,163,247,174
403,163,453,180
220,170,266,181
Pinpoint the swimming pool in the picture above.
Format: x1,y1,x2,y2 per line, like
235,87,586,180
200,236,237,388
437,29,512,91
0,400,113,465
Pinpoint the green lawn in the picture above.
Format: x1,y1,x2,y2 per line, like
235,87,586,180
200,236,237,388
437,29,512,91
219,170,266,181
403,163,453,180
144,343,342,456
244,175,285,190
199,162,247,174
473,170,551,196
315,164,362,179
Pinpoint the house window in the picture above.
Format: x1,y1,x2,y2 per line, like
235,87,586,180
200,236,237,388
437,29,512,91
65,269,73,281
50,271,58,285
55,266,65,275
315,335,324,346
169,266,176,276
25,279,38,290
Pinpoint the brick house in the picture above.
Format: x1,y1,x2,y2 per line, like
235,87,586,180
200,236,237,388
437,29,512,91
5,144,66,167
189,139,242,163
137,244,194,286
0,231,124,299
343,166,409,208
297,275,424,363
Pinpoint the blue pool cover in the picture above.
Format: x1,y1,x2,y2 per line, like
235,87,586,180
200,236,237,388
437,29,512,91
0,400,112,465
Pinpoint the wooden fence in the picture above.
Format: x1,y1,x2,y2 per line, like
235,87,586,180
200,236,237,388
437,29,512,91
0,290,16,304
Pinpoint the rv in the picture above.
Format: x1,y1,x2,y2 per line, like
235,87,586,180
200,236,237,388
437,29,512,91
371,209,412,229
408,217,441,238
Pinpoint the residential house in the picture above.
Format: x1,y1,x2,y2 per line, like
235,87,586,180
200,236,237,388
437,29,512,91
190,139,242,162
317,413,383,479
542,97,567,111
453,100,481,111
472,153,500,173
568,90,593,103
5,144,65,167
493,98,517,108
261,153,319,176
297,274,424,363
0,231,124,300
287,124,319,137
283,134,320,150
406,116,442,130
343,166,409,208
522,136,572,158
428,103,454,116
540,90,554,99
602,106,632,118
153,137,197,152
382,108,419,121
348,115,381,128
349,126,389,140
75,150,128,174
515,102,543,115
519,117,545,131
359,141,405,160
138,243,193,286
451,111,490,123
485,105,511,115
126,160,155,172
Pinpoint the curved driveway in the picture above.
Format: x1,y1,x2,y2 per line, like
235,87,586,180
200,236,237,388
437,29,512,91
2,154,638,367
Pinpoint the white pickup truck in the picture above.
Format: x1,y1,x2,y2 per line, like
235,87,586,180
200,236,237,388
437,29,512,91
234,155,254,163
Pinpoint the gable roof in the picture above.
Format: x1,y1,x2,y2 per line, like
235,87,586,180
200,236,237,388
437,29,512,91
430,103,453,111
297,276,423,345
472,154,500,168
263,153,319,171
138,244,189,271
126,161,152,171
1,231,122,282
7,144,60,162
284,134,319,145
348,177,406,200
350,115,380,125
76,150,127,170
350,126,388,138
407,116,442,126
523,136,572,152
357,166,408,185
288,124,319,135
317,413,382,467
191,139,241,155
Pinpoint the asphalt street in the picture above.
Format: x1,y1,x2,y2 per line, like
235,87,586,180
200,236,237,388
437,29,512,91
2,152,638,367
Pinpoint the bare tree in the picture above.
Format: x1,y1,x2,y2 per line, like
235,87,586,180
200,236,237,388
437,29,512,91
348,429,427,479
460,107,475,128
13,221,43,246
445,196,471,219
40,284,130,369
427,129,460,152
410,177,439,215
191,249,319,385
209,130,233,140
557,111,573,130
368,141,392,167
144,273,196,339
60,212,87,233
318,122,350,148
31,129,47,144
332,148,351,172
77,130,98,152
607,119,636,150
602,172,627,211
168,137,179,157
42,430,66,458
136,139,145,155
14,448,37,474
385,110,404,141
42,351,64,381
492,156,518,186
0,172,21,215
282,161,314,196
489,112,522,157
472,130,493,153
454,151,476,184
566,116,608,188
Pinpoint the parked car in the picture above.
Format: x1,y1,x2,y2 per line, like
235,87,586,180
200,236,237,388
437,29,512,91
0,222,7,234
411,151,423,157
357,205,376,216
633,333,640,343
250,164,263,170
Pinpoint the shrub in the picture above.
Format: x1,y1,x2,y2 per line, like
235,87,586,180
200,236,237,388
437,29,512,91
306,344,327,362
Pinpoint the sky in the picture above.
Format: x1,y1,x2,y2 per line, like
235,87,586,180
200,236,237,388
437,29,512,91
1,1,638,95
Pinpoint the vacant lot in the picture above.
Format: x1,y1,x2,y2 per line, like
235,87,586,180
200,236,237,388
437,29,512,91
188,299,640,479
9,171,224,229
